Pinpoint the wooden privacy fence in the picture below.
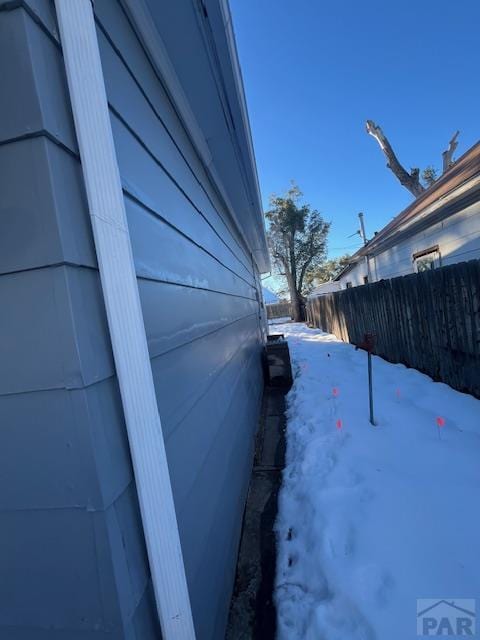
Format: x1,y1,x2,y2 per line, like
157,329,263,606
307,259,480,398
266,302,292,320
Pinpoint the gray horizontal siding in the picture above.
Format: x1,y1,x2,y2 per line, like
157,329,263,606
182,356,263,638
0,5,75,149
96,2,265,634
102,58,253,283
109,107,254,285
145,0,264,261
151,314,259,430
0,0,59,39
0,508,121,630
0,381,131,511
124,180,255,298
140,279,257,355
0,137,95,274
0,266,113,394
0,0,253,285
166,321,261,507
0,7,150,639
0,2,264,638
94,0,252,274
0,483,152,635
0,265,259,398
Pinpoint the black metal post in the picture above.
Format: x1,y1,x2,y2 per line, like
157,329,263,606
367,350,375,425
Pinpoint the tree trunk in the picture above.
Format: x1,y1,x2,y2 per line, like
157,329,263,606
285,271,303,322
291,295,303,322
442,131,459,173
290,288,306,322
366,120,425,198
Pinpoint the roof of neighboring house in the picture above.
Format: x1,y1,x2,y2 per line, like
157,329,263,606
307,281,342,298
262,287,279,304
335,140,480,280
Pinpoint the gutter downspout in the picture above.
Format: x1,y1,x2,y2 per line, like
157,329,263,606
54,2,195,638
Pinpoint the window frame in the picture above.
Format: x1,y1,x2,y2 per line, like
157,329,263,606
412,245,441,273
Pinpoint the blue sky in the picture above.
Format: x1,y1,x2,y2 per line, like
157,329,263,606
230,0,480,262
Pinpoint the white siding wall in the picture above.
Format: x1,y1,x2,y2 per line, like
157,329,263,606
337,259,369,288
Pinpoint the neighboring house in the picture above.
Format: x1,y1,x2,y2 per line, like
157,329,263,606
335,142,480,288
0,1,269,639
264,290,293,321
307,281,342,298
262,287,279,304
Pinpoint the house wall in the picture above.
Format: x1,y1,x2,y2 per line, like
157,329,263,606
336,260,369,288
308,281,343,297
336,200,480,288
0,1,265,639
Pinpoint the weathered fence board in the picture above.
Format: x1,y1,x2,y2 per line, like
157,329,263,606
307,259,480,398
266,302,292,320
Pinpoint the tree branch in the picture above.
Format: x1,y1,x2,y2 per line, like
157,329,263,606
366,120,425,198
442,130,459,173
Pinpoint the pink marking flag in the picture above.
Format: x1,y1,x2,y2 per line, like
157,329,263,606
332,387,339,397
436,416,446,428
336,419,343,430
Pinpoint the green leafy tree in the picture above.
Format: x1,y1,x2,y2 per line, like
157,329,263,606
305,254,351,291
421,165,438,188
266,184,330,321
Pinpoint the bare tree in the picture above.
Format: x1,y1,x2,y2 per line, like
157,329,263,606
366,120,460,198
366,120,425,197
442,130,459,173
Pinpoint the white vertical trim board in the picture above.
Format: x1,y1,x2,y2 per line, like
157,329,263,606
54,1,196,638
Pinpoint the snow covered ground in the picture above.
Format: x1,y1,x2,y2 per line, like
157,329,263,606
268,316,292,325
273,322,480,640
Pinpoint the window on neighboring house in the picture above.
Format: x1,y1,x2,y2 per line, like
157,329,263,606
346,281,352,288
413,245,441,272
